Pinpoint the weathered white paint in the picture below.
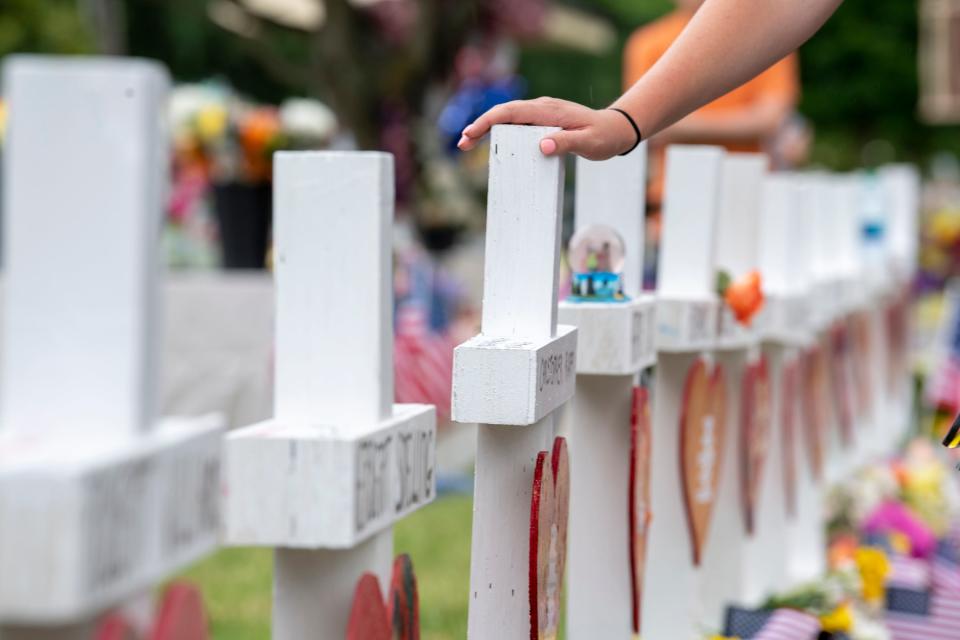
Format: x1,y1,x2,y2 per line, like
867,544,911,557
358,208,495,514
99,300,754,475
881,164,921,280
1,56,167,437
557,299,655,374
656,146,723,353
562,152,651,639
222,152,436,640
0,416,223,623
451,326,577,425
0,57,225,632
645,146,723,639
455,125,569,639
657,146,723,300
565,375,635,639
225,404,436,548
760,174,814,345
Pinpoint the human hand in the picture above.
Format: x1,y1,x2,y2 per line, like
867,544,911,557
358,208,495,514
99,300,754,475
456,97,638,160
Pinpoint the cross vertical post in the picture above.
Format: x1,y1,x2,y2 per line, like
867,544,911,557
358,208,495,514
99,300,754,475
224,152,436,639
451,125,576,639
559,150,656,639
0,56,224,636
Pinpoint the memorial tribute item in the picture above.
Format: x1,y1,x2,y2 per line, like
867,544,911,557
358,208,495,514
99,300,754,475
802,347,827,480
346,555,421,640
629,386,652,633
715,269,765,326
529,437,571,640
679,359,727,565
567,224,628,302
741,357,772,535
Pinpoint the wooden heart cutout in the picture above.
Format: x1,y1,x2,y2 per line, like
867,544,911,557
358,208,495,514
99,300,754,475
95,614,138,640
781,359,799,519
741,357,772,536
150,582,208,640
629,386,652,633
529,437,570,640
679,359,727,566
829,322,855,446
850,313,873,417
347,554,421,640
801,347,827,480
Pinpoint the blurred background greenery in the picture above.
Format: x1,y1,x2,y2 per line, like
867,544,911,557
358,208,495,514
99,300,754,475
5,0,959,168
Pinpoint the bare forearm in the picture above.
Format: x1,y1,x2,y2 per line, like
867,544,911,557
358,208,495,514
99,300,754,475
613,0,840,138
458,0,842,159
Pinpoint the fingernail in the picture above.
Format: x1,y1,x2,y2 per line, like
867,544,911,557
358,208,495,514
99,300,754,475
540,138,557,155
457,135,470,150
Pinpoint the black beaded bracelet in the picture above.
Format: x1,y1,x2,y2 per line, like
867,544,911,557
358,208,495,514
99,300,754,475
607,107,642,156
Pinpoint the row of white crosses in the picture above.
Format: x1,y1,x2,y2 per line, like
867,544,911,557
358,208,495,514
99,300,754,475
0,53,919,639
454,126,918,639
0,58,224,638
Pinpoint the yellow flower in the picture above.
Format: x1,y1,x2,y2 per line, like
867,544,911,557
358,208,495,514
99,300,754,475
855,547,890,605
0,100,7,142
889,532,911,556
820,603,854,632
195,105,228,143
708,636,740,640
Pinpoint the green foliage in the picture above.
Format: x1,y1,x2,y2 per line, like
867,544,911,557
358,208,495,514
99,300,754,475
179,496,473,639
0,0,93,57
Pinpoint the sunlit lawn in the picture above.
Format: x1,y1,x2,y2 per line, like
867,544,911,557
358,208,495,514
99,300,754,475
180,495,473,640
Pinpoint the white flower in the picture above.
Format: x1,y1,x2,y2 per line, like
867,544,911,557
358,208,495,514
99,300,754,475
280,98,337,141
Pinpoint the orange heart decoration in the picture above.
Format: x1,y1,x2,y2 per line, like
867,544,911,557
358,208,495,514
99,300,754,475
529,437,570,640
829,322,855,446
629,386,653,633
801,347,827,480
850,313,873,417
679,359,727,566
741,357,772,536
347,554,421,640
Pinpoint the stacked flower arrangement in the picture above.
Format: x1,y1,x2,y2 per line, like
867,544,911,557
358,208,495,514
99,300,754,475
167,84,337,268
708,439,960,639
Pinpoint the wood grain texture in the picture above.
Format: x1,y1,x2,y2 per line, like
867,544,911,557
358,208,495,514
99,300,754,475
740,357,772,536
528,437,568,640
629,386,652,634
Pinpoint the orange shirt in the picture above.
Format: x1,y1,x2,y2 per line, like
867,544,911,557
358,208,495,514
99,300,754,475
624,10,799,204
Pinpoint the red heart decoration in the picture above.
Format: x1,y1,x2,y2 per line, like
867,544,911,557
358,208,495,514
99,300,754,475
829,322,855,446
781,359,800,519
347,554,421,640
741,356,772,535
95,614,138,640
529,437,570,640
679,359,727,566
629,386,652,634
850,313,873,417
801,347,827,480
885,292,908,392
149,583,208,640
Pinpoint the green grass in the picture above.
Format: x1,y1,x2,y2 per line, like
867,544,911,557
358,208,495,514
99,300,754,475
179,495,473,639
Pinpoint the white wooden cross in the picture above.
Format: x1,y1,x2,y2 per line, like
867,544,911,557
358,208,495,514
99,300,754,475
644,145,723,639
0,56,224,637
700,153,769,625
223,151,436,639
451,125,576,639
758,173,825,590
558,150,656,639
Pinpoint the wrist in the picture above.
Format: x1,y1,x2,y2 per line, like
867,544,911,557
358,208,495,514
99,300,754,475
605,107,642,155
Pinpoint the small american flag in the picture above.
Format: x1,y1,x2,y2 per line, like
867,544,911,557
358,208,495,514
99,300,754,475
394,303,454,418
888,553,933,590
724,607,821,639
933,541,960,595
885,586,960,639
